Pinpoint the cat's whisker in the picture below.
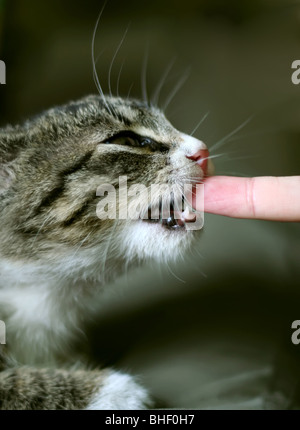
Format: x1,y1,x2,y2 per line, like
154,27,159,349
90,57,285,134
163,67,191,112
192,245,205,261
141,43,150,106
92,5,113,116
190,111,210,137
172,153,224,179
93,50,105,69
223,127,277,143
201,154,224,162
108,25,130,99
180,153,227,173
31,210,53,245
156,260,165,284
165,259,186,284
123,246,132,288
183,179,205,184
218,154,261,162
116,60,125,98
193,264,208,278
72,231,93,259
186,176,206,180
126,82,134,100
210,116,253,153
151,57,176,107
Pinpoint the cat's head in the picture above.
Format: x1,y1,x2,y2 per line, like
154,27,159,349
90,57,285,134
0,95,212,284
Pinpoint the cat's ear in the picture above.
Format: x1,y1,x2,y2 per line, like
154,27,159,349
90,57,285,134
0,163,15,195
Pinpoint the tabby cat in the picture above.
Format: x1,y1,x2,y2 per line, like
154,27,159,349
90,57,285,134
0,94,212,409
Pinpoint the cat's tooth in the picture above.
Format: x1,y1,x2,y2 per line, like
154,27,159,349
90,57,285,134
181,207,196,223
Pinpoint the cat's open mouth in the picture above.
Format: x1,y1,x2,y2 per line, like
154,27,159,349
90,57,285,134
142,196,196,230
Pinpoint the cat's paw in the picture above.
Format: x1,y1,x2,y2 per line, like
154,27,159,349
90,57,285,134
86,370,152,410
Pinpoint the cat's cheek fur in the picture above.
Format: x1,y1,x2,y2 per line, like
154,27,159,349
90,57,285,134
86,370,152,410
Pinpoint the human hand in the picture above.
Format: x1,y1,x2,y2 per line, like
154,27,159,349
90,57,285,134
198,176,300,222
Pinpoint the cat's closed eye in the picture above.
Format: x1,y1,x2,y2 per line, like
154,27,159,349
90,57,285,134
105,131,169,153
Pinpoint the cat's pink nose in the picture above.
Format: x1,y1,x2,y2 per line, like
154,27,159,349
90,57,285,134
186,149,209,174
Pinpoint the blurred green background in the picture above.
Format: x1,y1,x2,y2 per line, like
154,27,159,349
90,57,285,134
0,0,300,409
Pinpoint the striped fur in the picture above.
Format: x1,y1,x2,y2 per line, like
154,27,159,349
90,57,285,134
0,95,209,409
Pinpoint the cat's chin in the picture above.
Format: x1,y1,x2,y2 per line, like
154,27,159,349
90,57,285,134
119,219,198,263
